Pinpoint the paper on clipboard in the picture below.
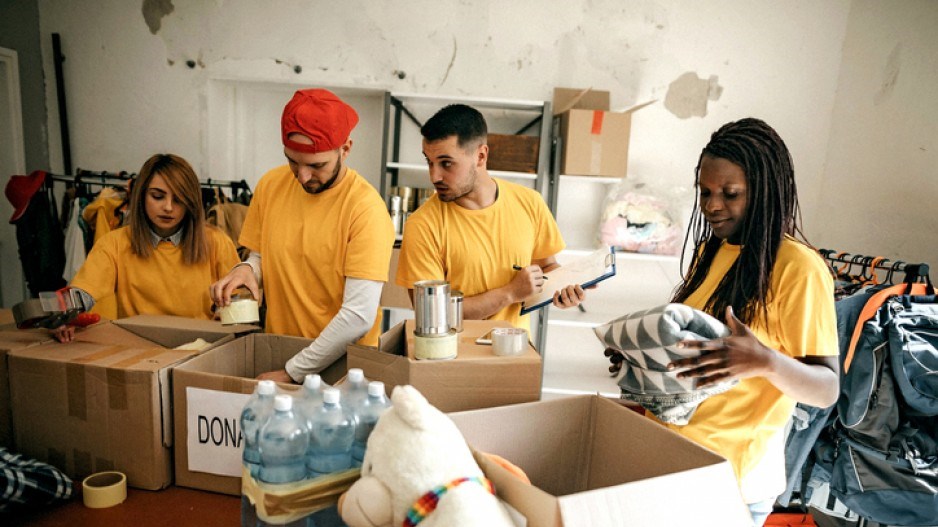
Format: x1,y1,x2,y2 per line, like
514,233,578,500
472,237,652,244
520,246,616,315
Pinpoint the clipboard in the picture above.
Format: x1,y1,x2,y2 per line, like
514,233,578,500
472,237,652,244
519,246,617,315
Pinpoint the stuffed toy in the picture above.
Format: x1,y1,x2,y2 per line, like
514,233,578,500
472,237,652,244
338,385,516,527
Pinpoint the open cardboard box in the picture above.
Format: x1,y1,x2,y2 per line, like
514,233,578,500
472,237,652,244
8,322,194,489
0,323,56,448
6,316,258,490
553,87,653,178
348,319,541,413
449,395,751,527
171,333,346,495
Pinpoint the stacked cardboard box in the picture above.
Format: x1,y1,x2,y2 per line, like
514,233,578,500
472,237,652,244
7,316,256,489
0,324,55,448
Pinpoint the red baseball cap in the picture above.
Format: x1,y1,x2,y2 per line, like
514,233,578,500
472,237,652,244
281,89,359,154
5,170,47,223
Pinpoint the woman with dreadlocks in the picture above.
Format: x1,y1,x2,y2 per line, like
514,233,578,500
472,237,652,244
662,118,838,524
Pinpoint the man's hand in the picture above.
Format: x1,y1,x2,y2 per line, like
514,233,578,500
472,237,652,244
507,265,546,302
256,369,295,384
210,264,259,307
604,347,625,375
552,284,586,309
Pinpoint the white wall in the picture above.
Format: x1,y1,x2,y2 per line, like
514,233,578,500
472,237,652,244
815,0,938,270
38,0,855,249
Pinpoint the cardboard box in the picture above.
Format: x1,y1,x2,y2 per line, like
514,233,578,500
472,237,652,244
487,133,540,173
6,316,258,489
8,323,194,489
0,324,54,448
553,87,653,178
113,314,259,350
171,333,346,495
348,319,541,413
449,395,751,526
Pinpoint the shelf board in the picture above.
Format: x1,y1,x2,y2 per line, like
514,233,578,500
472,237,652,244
386,162,537,181
558,175,622,184
560,248,680,263
390,92,546,111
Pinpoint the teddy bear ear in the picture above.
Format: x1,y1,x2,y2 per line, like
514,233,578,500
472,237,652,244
391,385,433,430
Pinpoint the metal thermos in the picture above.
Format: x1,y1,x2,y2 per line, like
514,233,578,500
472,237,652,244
413,280,450,336
448,291,463,333
389,195,403,235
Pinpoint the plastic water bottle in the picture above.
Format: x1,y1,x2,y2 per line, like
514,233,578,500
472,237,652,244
339,368,369,409
241,380,277,478
351,381,391,465
258,395,309,484
306,388,354,478
295,374,328,423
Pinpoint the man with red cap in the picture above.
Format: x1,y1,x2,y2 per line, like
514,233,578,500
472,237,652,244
211,89,394,383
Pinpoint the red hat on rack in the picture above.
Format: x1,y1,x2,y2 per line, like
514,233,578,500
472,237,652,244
281,88,359,154
5,170,47,223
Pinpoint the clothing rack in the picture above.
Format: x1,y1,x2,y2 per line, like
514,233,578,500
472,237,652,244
47,170,251,192
819,248,930,284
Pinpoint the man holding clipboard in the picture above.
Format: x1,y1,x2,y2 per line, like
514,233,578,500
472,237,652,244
396,104,590,332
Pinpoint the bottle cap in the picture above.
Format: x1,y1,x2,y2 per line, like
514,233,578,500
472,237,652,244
368,381,385,397
348,368,364,383
323,388,340,404
258,380,276,395
303,374,322,391
274,394,293,411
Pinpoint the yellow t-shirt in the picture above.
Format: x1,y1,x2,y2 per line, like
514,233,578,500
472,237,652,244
396,178,565,330
71,225,240,319
658,236,838,483
239,165,394,345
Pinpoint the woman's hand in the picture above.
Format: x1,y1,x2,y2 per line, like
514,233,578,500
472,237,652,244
668,306,774,388
51,325,76,343
604,347,625,375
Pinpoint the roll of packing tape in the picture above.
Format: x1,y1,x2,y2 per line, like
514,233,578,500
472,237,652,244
414,331,458,360
492,328,527,356
219,298,260,325
82,471,127,508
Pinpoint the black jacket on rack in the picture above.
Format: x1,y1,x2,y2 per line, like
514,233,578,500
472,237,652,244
13,185,67,297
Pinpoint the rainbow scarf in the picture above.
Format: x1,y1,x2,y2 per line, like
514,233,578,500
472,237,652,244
403,476,495,526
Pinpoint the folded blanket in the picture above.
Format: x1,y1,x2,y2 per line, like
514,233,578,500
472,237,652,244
594,303,738,425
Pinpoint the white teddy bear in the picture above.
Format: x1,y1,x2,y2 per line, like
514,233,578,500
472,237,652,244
338,385,516,527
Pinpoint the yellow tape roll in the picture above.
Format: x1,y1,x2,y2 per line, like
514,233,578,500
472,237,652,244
82,471,127,508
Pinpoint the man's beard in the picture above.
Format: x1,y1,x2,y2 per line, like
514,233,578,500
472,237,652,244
436,165,475,203
303,159,342,195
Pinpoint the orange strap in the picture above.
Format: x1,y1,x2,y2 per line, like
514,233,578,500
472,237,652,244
843,282,930,372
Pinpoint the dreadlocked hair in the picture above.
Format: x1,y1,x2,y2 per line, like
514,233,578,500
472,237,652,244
671,118,809,328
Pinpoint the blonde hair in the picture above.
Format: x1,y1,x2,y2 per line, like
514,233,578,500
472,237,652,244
129,154,209,264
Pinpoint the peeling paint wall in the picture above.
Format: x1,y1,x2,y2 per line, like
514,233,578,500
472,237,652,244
815,0,938,269
37,0,857,251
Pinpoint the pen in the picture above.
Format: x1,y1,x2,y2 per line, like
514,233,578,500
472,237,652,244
513,265,548,280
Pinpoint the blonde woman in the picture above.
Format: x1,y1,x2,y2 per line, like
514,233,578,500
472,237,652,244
54,154,239,342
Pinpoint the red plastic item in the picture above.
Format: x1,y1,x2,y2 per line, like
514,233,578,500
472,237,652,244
68,312,101,327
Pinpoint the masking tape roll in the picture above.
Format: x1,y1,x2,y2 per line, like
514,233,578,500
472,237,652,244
414,331,457,360
219,298,260,325
82,471,127,508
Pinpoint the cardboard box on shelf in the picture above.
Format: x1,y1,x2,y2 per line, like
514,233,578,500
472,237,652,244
450,395,751,527
0,324,55,449
171,333,346,495
8,322,194,490
347,319,541,414
553,87,653,178
487,133,540,173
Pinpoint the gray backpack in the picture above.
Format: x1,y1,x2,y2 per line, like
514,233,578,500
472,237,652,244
812,292,938,526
